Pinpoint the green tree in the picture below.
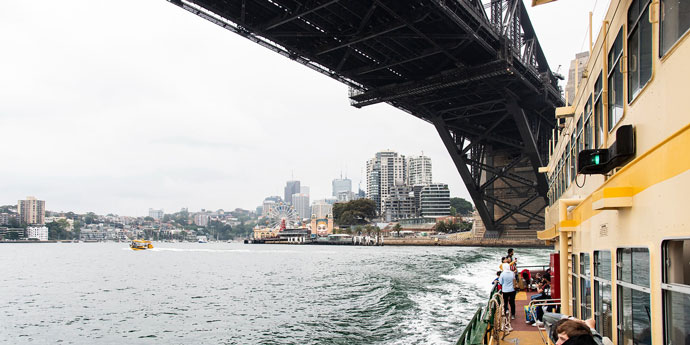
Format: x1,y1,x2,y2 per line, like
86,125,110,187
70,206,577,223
73,220,82,239
434,221,448,233
333,199,377,225
450,198,473,216
84,212,98,224
393,223,402,237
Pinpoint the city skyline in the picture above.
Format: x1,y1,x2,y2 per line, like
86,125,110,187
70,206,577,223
0,1,603,217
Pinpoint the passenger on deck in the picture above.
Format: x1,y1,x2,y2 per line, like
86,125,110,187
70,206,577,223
492,271,502,290
545,314,608,345
499,268,516,319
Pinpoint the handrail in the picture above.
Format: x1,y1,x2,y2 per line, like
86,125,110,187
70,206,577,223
527,299,561,345
457,286,504,345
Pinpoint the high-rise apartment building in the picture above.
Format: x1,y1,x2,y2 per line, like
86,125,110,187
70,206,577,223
291,193,310,220
262,196,282,217
17,196,45,225
366,150,407,212
332,177,352,197
148,208,164,220
408,155,432,186
420,184,451,217
284,180,300,204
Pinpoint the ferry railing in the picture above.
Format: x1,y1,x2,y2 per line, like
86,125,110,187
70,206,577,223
456,285,505,345
527,299,561,345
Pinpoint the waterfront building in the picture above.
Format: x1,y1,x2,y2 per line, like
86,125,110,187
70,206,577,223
148,208,164,221
420,184,450,217
0,213,17,226
332,177,352,197
366,150,407,212
311,200,333,218
0,227,25,240
17,196,45,225
26,226,49,241
291,193,310,220
407,155,432,186
382,185,417,221
284,180,300,204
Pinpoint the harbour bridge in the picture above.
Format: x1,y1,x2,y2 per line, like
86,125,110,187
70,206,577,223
168,0,563,238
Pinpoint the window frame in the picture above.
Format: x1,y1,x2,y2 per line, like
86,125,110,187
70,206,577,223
593,250,613,340
608,28,625,132
616,247,652,345
627,0,654,102
660,0,690,57
594,72,604,148
579,252,592,319
572,253,580,318
661,238,690,345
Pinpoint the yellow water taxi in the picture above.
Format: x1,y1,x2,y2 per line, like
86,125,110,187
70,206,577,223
129,240,153,251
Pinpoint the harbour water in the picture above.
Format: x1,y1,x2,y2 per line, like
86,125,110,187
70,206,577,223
0,243,549,344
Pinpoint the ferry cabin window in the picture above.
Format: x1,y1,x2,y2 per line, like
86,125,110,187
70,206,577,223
661,0,690,55
585,98,593,150
577,116,584,153
608,29,625,131
570,133,577,183
628,0,653,101
616,248,652,345
580,253,592,319
594,73,604,148
572,254,580,318
662,239,690,345
594,250,613,340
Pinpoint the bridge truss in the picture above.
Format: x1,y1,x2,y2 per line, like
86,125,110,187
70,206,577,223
168,0,563,237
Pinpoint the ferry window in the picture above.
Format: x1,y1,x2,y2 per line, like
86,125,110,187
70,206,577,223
580,253,592,319
617,248,652,345
628,0,653,101
577,117,584,152
585,98,593,150
570,133,577,183
594,73,604,148
594,250,613,339
661,0,690,56
572,254,580,318
608,29,624,131
662,239,690,345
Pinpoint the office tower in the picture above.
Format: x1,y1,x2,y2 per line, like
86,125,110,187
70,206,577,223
311,200,333,218
332,177,352,197
300,186,310,196
366,150,407,212
408,155,432,186
148,208,164,221
17,196,45,225
420,183,451,217
284,180,301,204
291,193,310,220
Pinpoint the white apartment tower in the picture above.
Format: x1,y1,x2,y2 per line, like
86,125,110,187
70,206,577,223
420,183,451,217
407,155,432,186
291,193,310,221
366,150,407,212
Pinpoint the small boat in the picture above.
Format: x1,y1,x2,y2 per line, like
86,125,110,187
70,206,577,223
130,240,153,250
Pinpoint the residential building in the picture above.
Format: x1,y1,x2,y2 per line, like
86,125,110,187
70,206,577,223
382,185,417,221
148,208,164,220
366,150,407,212
193,213,209,227
284,180,300,204
17,196,45,225
291,193,310,220
0,227,25,240
420,183,451,217
407,155,432,186
0,213,17,225
332,177,352,197
26,226,49,241
311,200,333,218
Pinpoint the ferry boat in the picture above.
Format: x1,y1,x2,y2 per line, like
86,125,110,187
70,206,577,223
458,0,690,344
130,240,153,250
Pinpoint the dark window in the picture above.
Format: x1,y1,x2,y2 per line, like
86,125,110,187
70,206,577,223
585,98,593,150
617,248,651,345
594,251,613,339
594,73,604,148
572,254,579,318
570,133,577,182
661,0,690,55
628,0,653,101
662,239,690,345
580,253,592,319
608,29,624,131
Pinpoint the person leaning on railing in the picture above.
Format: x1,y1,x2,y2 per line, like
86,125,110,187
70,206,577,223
498,266,516,319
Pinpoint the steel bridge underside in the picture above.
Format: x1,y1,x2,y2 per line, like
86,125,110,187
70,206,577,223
169,0,563,237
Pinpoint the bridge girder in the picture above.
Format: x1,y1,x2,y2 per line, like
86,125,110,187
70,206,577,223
168,0,564,237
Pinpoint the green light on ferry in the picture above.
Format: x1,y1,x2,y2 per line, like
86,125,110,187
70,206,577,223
592,154,600,165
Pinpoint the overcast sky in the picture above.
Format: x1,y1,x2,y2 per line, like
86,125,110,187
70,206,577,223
0,0,606,216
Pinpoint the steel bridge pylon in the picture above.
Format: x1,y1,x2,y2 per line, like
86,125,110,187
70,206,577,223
168,0,564,237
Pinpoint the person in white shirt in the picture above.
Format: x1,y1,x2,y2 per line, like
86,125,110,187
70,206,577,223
499,269,516,319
